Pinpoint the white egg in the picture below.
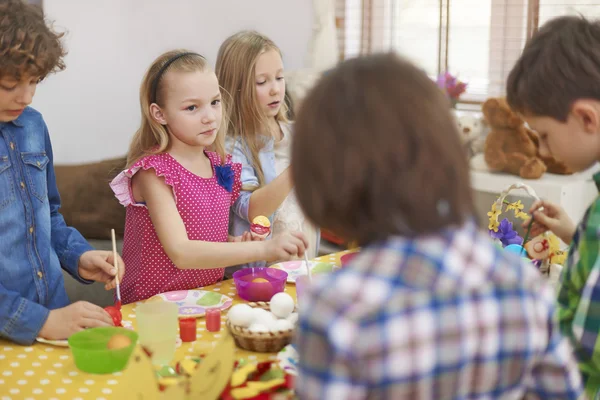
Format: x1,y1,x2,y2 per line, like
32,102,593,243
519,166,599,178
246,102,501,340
252,310,278,329
250,308,270,322
251,307,270,318
248,323,269,333
270,319,294,333
270,292,295,319
286,312,299,325
227,304,254,327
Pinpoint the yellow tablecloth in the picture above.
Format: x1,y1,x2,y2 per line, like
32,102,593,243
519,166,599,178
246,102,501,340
0,250,353,399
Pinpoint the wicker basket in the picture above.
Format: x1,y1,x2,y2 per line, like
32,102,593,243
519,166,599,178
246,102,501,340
226,301,296,353
489,182,550,274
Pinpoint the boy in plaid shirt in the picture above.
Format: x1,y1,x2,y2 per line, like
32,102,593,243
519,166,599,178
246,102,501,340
507,15,600,398
290,53,583,399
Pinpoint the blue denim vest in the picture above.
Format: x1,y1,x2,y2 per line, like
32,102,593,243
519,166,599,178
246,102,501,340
0,107,92,344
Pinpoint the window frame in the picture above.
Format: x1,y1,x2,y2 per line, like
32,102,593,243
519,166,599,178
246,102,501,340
337,0,543,105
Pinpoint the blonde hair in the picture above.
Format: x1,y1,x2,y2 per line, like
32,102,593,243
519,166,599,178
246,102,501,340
216,31,288,186
126,49,228,168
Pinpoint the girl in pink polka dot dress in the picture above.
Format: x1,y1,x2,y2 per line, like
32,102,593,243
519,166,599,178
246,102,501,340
110,51,308,304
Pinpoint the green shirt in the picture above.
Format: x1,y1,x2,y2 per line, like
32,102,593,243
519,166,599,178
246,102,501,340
558,172,600,398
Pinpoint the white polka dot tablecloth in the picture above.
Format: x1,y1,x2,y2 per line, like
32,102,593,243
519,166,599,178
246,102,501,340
0,251,353,399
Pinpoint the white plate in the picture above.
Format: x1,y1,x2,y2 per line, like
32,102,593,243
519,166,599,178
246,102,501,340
36,337,68,347
277,344,298,375
36,323,135,347
147,289,233,318
270,260,338,283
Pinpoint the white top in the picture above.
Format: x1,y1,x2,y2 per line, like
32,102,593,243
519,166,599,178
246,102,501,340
272,123,319,259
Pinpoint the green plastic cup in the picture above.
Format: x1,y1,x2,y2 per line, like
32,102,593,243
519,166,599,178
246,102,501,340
68,327,138,374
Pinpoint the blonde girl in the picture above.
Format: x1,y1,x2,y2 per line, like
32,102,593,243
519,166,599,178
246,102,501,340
110,50,307,303
216,31,319,275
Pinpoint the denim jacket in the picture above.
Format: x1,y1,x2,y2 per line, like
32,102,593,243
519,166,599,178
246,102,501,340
0,107,93,344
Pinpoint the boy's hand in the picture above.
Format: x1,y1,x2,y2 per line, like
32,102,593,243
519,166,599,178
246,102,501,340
522,200,576,245
78,250,126,290
38,301,114,340
263,231,308,262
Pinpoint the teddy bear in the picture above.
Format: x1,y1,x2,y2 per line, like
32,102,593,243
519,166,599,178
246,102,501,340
482,97,547,179
482,98,572,178
454,113,488,159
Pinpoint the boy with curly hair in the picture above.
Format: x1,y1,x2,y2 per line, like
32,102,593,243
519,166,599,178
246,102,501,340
0,0,125,344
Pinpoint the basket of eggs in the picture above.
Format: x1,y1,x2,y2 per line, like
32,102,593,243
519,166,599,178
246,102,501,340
226,293,298,353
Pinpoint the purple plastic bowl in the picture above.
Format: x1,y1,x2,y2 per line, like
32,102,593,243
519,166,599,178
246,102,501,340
232,267,288,302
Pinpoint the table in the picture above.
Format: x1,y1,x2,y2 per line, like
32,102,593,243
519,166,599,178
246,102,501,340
0,250,353,400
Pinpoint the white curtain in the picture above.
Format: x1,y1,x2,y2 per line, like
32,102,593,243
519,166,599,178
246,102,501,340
308,0,339,71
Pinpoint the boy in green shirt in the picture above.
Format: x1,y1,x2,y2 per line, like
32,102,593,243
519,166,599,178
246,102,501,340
507,15,600,398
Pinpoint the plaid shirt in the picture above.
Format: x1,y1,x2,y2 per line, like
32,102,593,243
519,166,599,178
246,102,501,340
296,221,583,400
558,172,600,398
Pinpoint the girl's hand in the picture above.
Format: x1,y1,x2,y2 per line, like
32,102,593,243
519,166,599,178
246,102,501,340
522,200,576,245
78,250,126,291
38,301,114,340
263,231,308,262
229,232,263,242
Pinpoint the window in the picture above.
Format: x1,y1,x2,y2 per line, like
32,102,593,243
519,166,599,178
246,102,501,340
538,0,600,25
337,0,600,104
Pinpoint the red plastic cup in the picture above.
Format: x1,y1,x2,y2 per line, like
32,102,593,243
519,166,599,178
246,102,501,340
205,309,221,332
179,318,196,342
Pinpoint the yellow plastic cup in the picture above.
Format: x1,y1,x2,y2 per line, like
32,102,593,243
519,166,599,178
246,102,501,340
135,301,178,365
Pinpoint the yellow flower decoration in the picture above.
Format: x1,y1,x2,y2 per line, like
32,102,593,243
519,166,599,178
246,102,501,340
488,219,499,232
515,211,529,221
548,234,567,265
547,234,560,255
487,202,501,232
506,200,524,212
487,204,500,219
552,251,567,266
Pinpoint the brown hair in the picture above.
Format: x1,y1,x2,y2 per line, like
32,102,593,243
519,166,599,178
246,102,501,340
126,50,228,167
216,30,289,187
0,0,66,81
291,53,474,245
507,15,600,122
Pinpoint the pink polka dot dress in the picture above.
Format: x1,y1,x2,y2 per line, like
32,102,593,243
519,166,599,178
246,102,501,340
110,151,241,304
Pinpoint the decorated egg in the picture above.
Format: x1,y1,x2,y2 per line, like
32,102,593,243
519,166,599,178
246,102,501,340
107,334,132,350
252,215,271,227
227,304,254,327
504,244,525,256
247,279,274,301
270,293,294,319
104,305,123,327
525,235,550,260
